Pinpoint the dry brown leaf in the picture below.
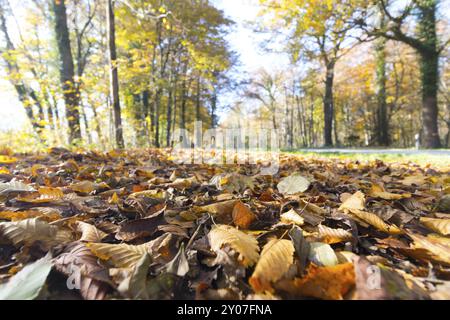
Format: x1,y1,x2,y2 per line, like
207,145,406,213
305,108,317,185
16,187,64,203
0,209,61,222
0,217,72,247
401,175,428,186
77,221,108,242
232,201,256,229
208,224,259,267
87,242,148,268
349,209,402,235
402,233,450,266
54,243,112,300
420,217,450,236
338,191,365,211
280,209,304,226
369,184,411,200
317,224,352,244
276,262,355,300
249,239,294,292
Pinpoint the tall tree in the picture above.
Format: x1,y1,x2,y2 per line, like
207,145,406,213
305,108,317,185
0,2,45,137
357,0,448,148
375,7,389,146
259,0,359,146
52,0,82,143
107,0,124,148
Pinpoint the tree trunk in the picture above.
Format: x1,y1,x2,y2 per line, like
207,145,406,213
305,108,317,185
196,76,201,121
419,50,441,148
211,87,218,128
154,89,161,148
166,86,173,147
323,62,335,146
375,10,389,146
107,0,124,148
416,0,441,148
52,0,82,144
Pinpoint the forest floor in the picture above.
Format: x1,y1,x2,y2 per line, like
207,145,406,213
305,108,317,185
0,147,449,300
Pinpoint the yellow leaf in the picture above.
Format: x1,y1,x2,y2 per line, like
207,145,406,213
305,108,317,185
70,181,96,193
87,242,148,268
280,209,304,226
317,224,352,244
31,164,45,177
109,192,119,204
249,239,294,292
369,184,411,200
16,187,64,203
400,233,450,266
208,224,260,267
338,191,365,211
420,217,450,236
0,209,61,222
0,167,10,174
0,155,18,164
348,209,402,235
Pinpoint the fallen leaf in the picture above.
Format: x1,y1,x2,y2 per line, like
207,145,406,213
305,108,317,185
77,221,108,242
208,224,259,267
0,254,53,300
280,209,304,226
87,242,148,268
338,191,365,211
232,201,256,229
249,238,294,292
317,224,352,244
369,184,411,200
276,263,355,300
308,242,338,267
277,173,310,195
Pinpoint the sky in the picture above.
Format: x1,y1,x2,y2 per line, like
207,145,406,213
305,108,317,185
0,0,287,131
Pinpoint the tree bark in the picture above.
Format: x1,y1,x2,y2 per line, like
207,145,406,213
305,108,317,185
417,0,441,148
323,62,335,146
52,0,82,144
375,10,389,146
166,86,173,147
196,75,201,121
107,0,124,148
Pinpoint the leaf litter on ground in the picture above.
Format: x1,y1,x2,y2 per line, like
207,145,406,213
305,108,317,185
0,148,449,300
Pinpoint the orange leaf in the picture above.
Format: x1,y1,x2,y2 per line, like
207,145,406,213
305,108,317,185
232,201,256,229
277,263,355,300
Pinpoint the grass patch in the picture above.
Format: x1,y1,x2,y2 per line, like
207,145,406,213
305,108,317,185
285,150,450,169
